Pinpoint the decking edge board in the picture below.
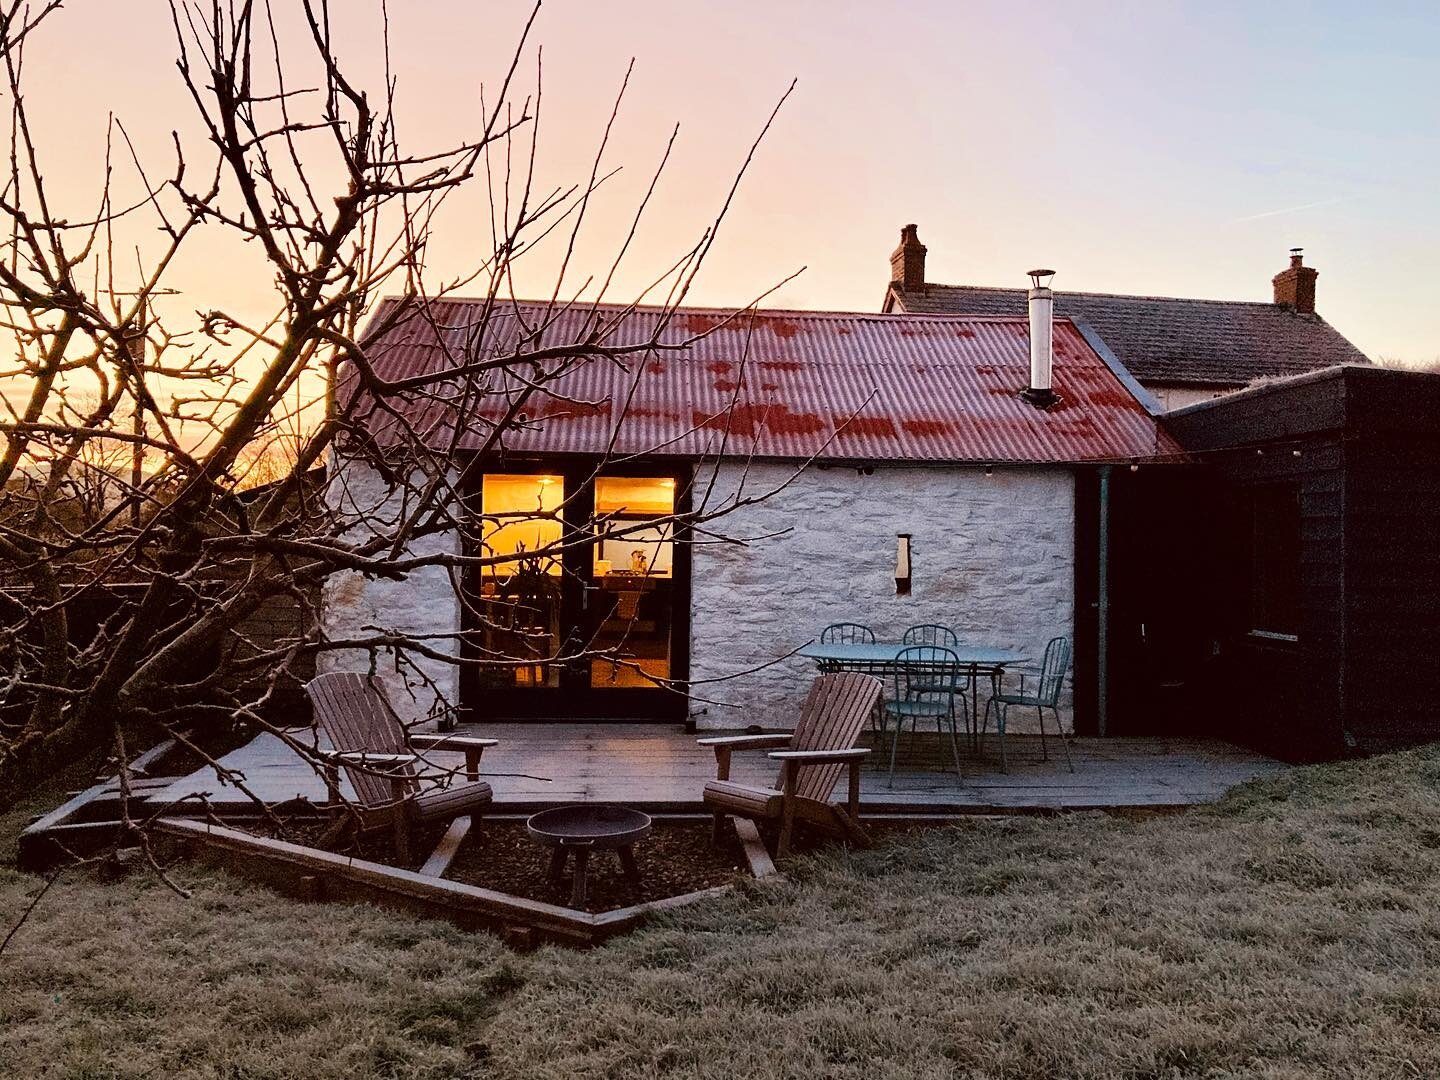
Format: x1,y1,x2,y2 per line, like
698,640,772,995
153,816,754,947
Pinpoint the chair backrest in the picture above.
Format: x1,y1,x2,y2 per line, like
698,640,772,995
306,672,407,807
819,622,876,645
902,624,958,647
1036,636,1071,707
775,671,883,802
892,644,960,701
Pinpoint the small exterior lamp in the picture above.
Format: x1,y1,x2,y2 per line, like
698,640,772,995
895,533,912,596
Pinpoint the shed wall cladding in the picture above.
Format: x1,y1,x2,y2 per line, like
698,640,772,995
1219,437,1347,760
318,460,462,723
1340,382,1440,747
687,462,1076,732
1165,366,1440,760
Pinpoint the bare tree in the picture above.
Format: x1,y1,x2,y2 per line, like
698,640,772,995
0,0,803,814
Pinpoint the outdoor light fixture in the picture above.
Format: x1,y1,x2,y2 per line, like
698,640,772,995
984,463,994,477
895,533,912,596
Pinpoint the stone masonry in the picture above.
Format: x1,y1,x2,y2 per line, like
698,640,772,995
688,462,1075,733
322,457,1077,733
319,460,462,723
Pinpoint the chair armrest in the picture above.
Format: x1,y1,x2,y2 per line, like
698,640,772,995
696,734,792,750
700,734,792,783
324,750,417,772
410,734,500,751
768,748,871,764
409,734,496,782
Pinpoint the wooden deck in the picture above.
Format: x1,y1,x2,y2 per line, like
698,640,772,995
150,724,1287,815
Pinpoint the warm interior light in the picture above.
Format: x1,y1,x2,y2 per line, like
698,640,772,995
593,476,677,578
480,473,564,577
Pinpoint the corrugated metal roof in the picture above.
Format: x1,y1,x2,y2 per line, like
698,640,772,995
348,298,1180,464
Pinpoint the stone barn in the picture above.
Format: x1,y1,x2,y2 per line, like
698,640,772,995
323,297,1176,734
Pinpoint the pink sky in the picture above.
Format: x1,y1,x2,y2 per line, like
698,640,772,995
19,1,1440,365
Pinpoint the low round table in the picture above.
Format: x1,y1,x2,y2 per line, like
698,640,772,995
526,805,653,908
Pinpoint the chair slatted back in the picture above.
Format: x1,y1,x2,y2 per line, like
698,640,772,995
892,644,961,701
1037,637,1072,707
775,672,883,803
902,624,958,648
820,622,876,645
306,672,407,807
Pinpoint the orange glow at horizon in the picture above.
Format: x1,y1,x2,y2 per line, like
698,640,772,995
5,0,1436,376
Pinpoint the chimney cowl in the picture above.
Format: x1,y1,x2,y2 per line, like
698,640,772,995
1273,247,1318,313
890,224,927,292
1022,269,1061,409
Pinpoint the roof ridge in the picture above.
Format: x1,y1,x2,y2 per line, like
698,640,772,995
377,295,1052,324
906,281,1309,312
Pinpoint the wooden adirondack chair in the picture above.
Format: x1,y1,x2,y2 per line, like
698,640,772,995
305,672,499,862
699,671,883,858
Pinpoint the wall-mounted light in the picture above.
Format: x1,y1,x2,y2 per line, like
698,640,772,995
984,463,994,478
895,533,912,596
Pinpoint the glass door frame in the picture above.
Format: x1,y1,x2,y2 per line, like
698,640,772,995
457,456,693,722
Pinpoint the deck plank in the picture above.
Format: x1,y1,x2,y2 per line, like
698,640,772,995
146,724,1286,815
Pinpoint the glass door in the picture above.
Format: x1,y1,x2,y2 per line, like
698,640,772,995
460,464,690,720
585,474,679,692
470,472,568,694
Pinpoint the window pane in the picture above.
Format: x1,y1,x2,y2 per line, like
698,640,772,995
591,476,676,688
477,473,563,689
480,473,564,577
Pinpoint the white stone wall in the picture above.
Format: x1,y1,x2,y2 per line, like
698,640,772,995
319,459,462,724
321,456,1079,734
688,463,1076,733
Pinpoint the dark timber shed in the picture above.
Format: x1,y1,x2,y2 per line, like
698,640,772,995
1163,364,1440,760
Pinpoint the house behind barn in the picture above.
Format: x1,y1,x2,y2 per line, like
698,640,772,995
882,225,1369,410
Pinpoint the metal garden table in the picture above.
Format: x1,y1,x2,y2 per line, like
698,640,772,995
797,641,1030,747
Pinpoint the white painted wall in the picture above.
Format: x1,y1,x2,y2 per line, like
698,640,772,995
319,459,462,723
1147,382,1237,411
688,462,1076,733
322,457,1078,735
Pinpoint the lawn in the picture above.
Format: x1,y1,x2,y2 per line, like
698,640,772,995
3,747,1440,1079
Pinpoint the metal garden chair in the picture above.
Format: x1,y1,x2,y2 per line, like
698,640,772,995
820,622,876,645
901,624,958,648
881,644,966,787
981,636,1072,774
900,624,971,736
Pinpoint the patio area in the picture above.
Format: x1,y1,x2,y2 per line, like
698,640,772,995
149,723,1287,816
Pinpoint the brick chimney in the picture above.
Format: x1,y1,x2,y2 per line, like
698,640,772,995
1273,247,1318,313
890,224,926,292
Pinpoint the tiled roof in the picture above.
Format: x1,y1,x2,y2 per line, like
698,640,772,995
885,283,1369,387
349,298,1179,465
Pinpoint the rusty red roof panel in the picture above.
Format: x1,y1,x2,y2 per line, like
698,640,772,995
348,298,1181,464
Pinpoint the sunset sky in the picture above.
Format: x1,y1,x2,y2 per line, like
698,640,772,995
20,1,1440,366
